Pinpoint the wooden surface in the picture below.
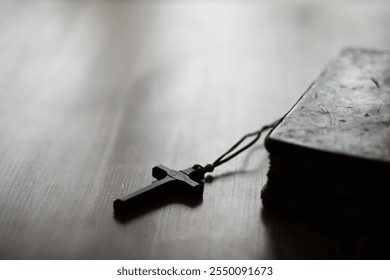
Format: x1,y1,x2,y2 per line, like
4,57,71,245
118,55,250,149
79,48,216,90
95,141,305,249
1,0,390,259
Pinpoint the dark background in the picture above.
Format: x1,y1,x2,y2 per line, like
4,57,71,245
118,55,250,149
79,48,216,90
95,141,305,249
0,0,389,259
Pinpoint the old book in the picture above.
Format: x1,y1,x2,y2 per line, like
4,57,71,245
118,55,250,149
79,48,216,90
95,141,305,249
261,48,390,217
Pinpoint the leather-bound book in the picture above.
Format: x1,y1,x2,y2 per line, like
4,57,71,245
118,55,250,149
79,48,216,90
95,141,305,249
262,48,390,217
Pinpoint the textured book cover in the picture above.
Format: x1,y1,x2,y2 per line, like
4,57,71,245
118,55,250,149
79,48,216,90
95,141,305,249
262,48,390,217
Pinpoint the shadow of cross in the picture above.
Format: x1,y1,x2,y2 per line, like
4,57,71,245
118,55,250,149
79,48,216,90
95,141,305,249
113,165,205,215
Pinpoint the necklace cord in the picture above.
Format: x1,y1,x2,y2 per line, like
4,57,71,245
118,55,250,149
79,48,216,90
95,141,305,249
194,119,280,173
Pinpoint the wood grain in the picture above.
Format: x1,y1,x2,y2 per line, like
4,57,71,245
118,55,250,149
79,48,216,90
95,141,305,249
1,0,390,259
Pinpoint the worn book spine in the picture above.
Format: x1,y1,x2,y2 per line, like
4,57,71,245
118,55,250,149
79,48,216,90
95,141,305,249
262,48,390,217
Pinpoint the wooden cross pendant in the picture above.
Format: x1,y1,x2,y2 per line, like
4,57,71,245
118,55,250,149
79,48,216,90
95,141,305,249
113,165,205,214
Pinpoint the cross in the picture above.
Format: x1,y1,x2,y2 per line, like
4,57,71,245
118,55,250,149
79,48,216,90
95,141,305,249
113,165,205,214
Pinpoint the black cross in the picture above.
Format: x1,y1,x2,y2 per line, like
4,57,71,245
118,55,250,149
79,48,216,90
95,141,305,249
113,165,205,215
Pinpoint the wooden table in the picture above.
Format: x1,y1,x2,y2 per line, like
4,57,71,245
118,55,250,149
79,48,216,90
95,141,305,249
1,0,390,259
